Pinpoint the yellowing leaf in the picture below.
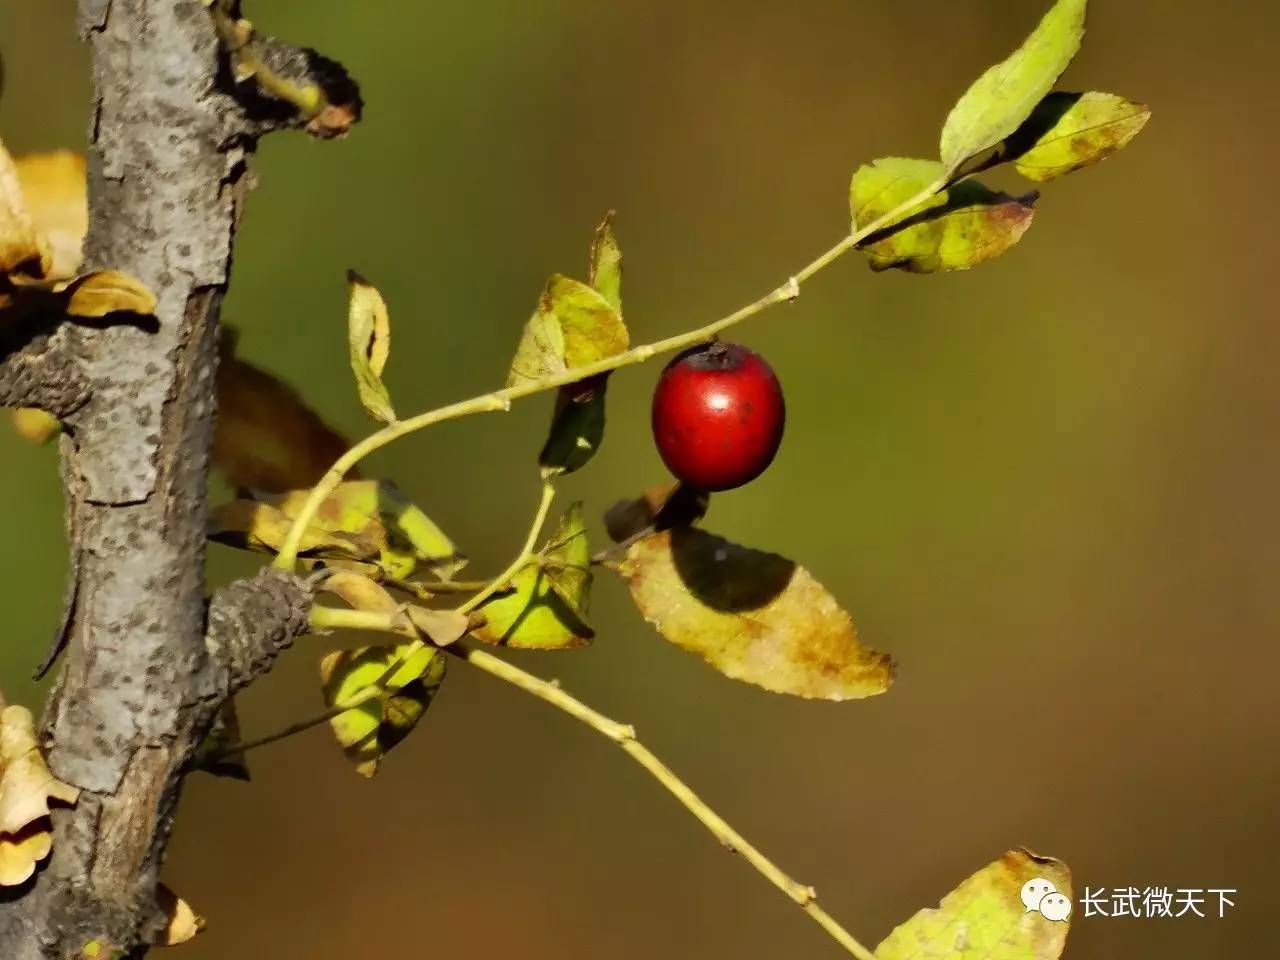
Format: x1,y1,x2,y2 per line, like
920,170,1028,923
473,502,593,649
851,158,1036,273
320,644,446,777
876,849,1073,960
214,334,354,494
588,212,623,316
0,138,49,279
506,274,629,387
209,479,465,582
14,151,87,281
939,0,1088,172
0,704,79,886
1005,91,1151,182
61,269,157,318
603,483,709,543
155,884,204,946
613,528,894,700
346,271,395,423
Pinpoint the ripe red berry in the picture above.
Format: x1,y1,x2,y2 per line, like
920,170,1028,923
651,342,785,492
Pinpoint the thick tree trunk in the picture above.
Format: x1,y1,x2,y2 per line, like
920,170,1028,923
0,3,349,955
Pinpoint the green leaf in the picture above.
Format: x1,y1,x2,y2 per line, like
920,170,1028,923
875,849,1073,960
588,212,623,316
1003,91,1150,182
611,528,894,700
319,644,446,777
346,270,396,423
851,158,1036,273
472,502,593,649
506,274,629,387
939,0,1088,172
538,374,609,478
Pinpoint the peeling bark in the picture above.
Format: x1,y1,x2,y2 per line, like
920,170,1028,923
0,2,352,956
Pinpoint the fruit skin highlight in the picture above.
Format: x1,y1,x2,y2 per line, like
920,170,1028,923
650,342,785,492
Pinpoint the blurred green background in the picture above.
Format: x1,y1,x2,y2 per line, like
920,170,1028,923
2,1,1276,957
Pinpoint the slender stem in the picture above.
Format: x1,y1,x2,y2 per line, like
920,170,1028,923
310,605,404,633
456,479,555,614
453,644,879,960
211,685,383,759
273,177,947,572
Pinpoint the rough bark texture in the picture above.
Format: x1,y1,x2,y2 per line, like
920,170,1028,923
0,2,352,956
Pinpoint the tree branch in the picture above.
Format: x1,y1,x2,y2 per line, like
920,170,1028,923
0,3,361,956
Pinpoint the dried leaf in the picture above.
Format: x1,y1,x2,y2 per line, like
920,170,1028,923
14,151,86,281
214,337,353,494
473,502,593,649
939,0,1088,172
61,269,157,318
0,704,79,886
1004,91,1150,182
0,138,49,279
851,158,1036,273
876,849,1073,960
405,606,470,648
603,483,709,543
588,212,623,316
155,883,204,946
613,528,894,700
320,644,446,777
506,274,629,387
346,271,395,423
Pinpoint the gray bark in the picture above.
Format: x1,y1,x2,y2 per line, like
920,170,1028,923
0,2,356,956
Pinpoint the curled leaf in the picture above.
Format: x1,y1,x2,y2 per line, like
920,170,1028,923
851,158,1036,273
61,270,157,318
346,271,395,423
588,212,623,316
213,332,354,494
473,502,593,649
612,528,894,700
1004,91,1150,182
875,849,1072,960
506,274,629,387
940,0,1088,172
0,704,80,886
320,644,446,777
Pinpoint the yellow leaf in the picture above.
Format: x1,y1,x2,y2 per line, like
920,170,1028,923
0,138,50,279
876,850,1073,960
11,408,61,445
613,528,894,700
346,271,395,423
155,884,204,946
61,269,157,318
319,644,446,777
14,151,87,281
0,704,79,887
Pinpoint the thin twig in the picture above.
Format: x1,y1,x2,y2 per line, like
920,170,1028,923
272,175,947,571
456,480,556,615
451,643,879,960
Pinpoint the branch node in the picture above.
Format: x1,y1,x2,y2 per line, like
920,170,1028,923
205,568,314,695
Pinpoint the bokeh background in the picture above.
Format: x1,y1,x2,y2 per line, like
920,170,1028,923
2,1,1276,957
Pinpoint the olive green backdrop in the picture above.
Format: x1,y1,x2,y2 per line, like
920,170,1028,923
1,2,1275,957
